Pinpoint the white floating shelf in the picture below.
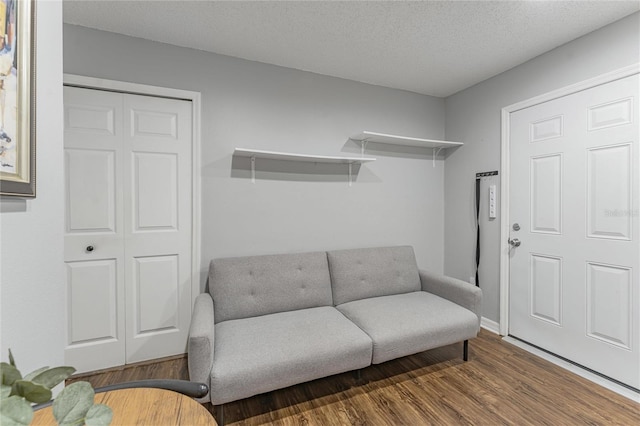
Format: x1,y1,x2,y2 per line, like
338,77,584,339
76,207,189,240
350,131,462,167
350,131,463,149
234,148,376,164
234,148,375,186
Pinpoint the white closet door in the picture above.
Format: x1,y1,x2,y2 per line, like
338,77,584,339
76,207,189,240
64,87,126,371
64,87,193,372
509,74,639,389
123,94,193,363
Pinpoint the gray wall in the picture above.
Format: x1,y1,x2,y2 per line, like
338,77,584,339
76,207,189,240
444,12,640,322
63,25,447,289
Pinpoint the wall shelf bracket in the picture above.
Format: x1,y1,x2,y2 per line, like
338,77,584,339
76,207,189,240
250,156,256,184
360,139,370,157
432,146,445,168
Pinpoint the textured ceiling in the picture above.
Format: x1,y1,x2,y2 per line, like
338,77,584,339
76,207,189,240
63,1,639,97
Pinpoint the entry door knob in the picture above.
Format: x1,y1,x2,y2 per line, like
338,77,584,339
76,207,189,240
508,238,521,248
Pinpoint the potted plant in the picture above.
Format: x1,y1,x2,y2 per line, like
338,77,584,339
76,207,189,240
0,350,112,425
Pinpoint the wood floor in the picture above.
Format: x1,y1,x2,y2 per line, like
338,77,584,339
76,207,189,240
69,330,640,425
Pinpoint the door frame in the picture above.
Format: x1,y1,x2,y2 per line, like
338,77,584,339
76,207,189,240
499,64,639,336
63,74,203,309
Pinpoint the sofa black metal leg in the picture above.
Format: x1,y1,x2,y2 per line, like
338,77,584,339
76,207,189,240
216,404,224,425
354,369,362,381
463,340,469,361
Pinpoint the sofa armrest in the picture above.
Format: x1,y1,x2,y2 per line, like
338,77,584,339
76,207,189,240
188,293,215,402
419,269,483,328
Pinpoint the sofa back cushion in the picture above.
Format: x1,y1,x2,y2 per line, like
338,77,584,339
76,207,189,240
327,246,421,305
209,251,333,323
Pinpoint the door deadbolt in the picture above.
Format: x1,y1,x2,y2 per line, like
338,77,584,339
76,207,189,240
512,223,520,231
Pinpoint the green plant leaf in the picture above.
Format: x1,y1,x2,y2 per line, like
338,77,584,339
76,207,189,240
10,380,52,403
22,366,49,382
8,349,15,368
0,363,22,386
85,404,113,426
30,367,76,390
0,395,34,426
53,381,95,426
1,384,11,399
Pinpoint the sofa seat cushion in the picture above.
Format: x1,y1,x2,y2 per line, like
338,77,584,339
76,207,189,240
337,291,478,364
210,306,372,405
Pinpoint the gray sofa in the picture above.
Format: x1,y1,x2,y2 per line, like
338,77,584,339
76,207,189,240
188,246,482,413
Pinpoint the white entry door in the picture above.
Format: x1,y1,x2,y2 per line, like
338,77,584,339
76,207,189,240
509,74,639,389
64,86,193,372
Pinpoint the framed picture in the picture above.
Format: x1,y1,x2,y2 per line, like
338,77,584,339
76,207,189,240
0,0,35,197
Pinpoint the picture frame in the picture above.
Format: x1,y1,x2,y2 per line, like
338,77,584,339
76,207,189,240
0,0,35,198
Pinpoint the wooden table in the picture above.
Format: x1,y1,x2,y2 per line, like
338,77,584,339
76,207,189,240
32,387,216,425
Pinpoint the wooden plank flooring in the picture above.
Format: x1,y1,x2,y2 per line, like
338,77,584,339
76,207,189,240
69,330,640,425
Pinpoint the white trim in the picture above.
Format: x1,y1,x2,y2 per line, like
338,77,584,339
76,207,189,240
499,63,639,336
192,93,202,305
63,73,204,309
503,64,640,114
499,107,511,336
63,74,197,101
503,337,639,402
481,317,501,335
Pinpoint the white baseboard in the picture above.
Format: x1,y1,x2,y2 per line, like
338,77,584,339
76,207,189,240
503,336,639,403
480,317,500,334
